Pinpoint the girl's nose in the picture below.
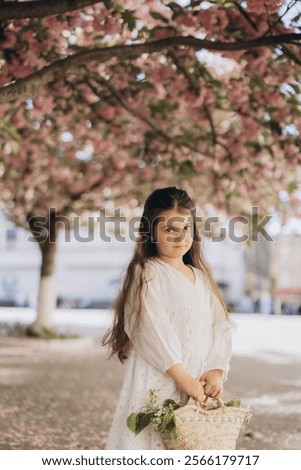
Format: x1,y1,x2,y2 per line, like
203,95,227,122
174,228,186,242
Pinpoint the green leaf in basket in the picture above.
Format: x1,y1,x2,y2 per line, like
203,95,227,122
156,407,174,433
173,402,184,410
165,417,178,440
243,411,252,424
162,399,184,410
136,412,152,434
162,399,177,407
127,411,153,435
225,397,241,407
127,412,139,434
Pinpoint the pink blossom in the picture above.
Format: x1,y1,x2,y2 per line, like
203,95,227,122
0,1,299,226
247,0,284,14
7,57,33,79
243,48,273,75
0,32,17,49
241,116,259,140
204,88,216,105
32,95,53,112
134,5,150,21
226,9,262,36
176,13,197,28
154,28,176,40
152,65,175,82
98,105,115,121
103,18,121,35
154,83,167,100
67,12,81,29
11,110,27,128
199,8,228,34
0,75,11,87
40,38,53,53
42,16,64,30
12,19,29,28
21,30,36,43
0,103,8,114
227,80,249,106
199,9,216,31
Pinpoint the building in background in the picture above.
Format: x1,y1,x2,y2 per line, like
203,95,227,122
0,208,300,314
243,213,301,314
270,234,301,315
0,209,245,310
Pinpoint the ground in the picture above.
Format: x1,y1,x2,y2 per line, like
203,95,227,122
0,331,300,451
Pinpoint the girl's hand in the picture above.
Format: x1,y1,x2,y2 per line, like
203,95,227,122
199,369,223,400
166,364,206,404
186,377,206,405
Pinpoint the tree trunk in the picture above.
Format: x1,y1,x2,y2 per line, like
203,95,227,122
34,238,57,332
28,212,58,333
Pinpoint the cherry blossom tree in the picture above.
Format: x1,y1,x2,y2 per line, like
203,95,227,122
0,0,300,331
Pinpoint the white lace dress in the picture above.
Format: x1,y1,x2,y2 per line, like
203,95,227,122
105,258,233,450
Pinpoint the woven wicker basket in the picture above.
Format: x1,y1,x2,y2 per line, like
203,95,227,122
163,400,251,450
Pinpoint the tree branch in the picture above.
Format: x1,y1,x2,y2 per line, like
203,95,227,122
0,33,300,103
228,1,258,32
65,76,109,123
167,49,217,148
280,44,301,66
72,175,103,200
88,72,204,155
92,75,176,144
263,0,298,36
203,103,217,147
168,49,199,92
0,0,108,21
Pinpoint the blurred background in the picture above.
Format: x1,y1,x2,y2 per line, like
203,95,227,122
1,193,301,317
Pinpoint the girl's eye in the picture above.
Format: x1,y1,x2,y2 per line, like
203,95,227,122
164,226,191,233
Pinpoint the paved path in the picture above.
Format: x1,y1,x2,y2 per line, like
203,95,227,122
0,321,300,450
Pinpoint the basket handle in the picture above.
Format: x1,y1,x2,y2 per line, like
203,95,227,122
206,396,225,410
188,395,226,412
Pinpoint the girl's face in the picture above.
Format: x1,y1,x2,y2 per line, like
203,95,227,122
152,208,194,261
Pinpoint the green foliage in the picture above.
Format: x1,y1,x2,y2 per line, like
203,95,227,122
250,75,267,90
287,181,299,193
175,160,196,177
122,10,137,31
0,120,20,141
268,120,282,135
127,389,184,441
127,390,247,441
127,410,153,435
225,397,241,407
149,99,179,118
25,325,76,340
1,0,300,221
150,12,169,23
0,322,78,340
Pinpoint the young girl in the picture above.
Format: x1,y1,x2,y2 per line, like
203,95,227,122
103,186,233,450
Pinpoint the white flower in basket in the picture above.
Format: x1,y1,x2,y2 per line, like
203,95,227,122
127,389,252,450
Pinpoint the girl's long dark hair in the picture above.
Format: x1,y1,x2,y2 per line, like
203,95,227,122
102,186,229,363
